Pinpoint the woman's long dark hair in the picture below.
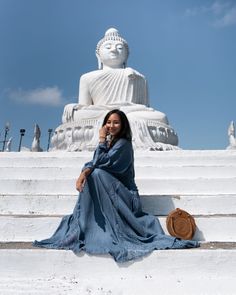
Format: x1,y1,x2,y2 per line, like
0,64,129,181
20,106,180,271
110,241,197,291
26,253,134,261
102,109,132,146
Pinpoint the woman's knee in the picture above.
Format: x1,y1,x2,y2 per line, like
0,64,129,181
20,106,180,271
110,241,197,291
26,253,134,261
91,168,109,179
90,168,113,182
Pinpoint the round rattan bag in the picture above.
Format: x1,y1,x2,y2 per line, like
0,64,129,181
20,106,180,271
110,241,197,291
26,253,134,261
166,208,196,240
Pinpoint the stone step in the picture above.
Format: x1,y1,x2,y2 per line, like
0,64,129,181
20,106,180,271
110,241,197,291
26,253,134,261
0,165,236,179
1,214,235,242
0,245,235,295
0,150,236,168
1,178,236,195
1,194,236,216
0,154,91,168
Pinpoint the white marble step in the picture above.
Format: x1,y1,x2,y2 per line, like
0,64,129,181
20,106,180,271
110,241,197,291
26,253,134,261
1,214,235,242
1,194,236,216
0,155,90,168
0,277,234,295
1,178,236,195
0,165,235,179
0,150,235,168
0,278,81,295
0,247,235,295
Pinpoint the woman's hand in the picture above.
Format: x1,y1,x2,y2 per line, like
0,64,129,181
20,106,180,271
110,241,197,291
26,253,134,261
99,126,108,142
76,172,86,192
76,168,92,192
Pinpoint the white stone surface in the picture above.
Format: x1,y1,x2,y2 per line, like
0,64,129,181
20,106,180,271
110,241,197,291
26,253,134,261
1,194,236,216
0,249,236,295
1,276,235,295
1,177,236,195
1,165,236,179
1,150,236,294
0,215,236,242
1,149,235,166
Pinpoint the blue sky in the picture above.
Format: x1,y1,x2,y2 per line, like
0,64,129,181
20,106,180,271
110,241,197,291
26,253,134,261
0,0,236,151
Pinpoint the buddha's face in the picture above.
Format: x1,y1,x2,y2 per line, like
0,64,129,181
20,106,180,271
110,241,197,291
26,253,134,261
99,40,128,68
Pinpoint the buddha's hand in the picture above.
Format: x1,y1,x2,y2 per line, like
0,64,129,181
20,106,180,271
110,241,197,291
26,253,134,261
125,67,144,80
62,104,78,123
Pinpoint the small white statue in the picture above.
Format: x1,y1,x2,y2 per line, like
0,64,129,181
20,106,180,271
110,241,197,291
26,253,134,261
31,124,43,152
5,137,12,152
227,121,236,150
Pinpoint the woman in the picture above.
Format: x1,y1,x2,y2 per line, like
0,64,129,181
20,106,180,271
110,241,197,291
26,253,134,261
33,110,199,262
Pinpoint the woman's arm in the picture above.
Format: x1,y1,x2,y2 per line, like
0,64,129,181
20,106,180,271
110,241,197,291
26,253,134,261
81,138,132,176
81,126,108,172
92,139,133,174
77,139,132,191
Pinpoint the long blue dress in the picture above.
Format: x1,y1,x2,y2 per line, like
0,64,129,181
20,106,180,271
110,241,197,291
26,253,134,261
33,138,199,262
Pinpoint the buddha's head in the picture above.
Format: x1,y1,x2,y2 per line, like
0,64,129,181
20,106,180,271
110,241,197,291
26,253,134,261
96,28,129,69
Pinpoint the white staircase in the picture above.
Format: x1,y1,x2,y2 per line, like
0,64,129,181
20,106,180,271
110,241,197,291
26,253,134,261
0,150,236,294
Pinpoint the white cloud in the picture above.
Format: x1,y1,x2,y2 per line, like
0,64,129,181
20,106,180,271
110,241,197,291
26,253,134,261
210,1,231,15
185,1,236,28
213,6,236,27
185,6,207,17
8,86,65,106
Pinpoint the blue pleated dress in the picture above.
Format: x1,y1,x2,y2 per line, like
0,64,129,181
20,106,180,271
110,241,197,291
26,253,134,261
33,138,199,262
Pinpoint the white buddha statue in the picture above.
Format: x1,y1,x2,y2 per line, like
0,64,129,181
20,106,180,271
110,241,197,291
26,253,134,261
52,28,178,151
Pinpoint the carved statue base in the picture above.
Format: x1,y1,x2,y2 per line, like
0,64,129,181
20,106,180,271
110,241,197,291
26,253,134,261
51,109,179,152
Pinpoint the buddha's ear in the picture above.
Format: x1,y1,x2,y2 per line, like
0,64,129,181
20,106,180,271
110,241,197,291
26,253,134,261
96,53,103,70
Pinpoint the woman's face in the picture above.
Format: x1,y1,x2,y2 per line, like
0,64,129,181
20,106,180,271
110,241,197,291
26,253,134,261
105,113,122,137
99,40,127,68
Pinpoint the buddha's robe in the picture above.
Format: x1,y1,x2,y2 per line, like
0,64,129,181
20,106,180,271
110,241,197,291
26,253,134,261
62,67,168,126
79,68,149,106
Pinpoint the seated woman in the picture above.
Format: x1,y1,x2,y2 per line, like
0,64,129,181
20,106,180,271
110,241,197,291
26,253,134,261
33,110,198,262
